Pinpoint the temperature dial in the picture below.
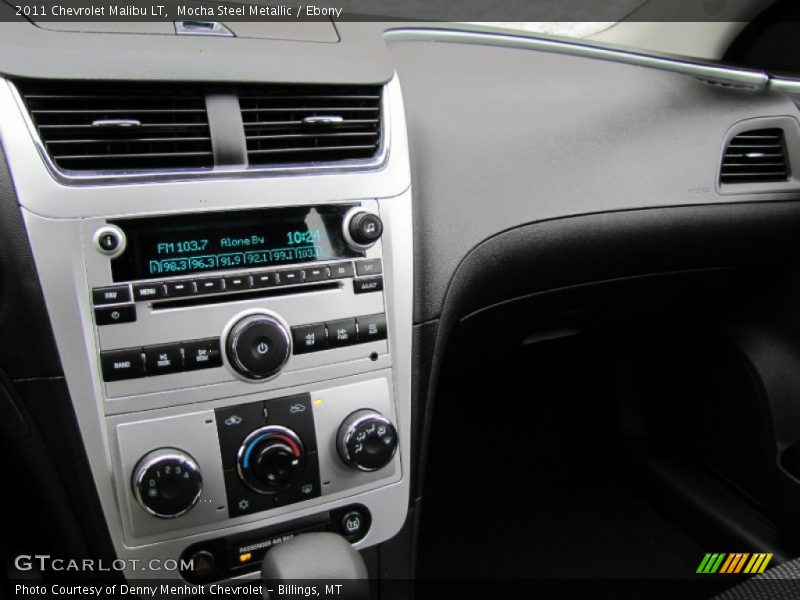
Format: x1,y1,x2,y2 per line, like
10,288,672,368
237,426,305,494
337,410,398,472
132,449,202,519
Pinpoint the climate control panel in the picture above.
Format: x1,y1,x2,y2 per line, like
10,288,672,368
112,375,400,542
215,393,321,517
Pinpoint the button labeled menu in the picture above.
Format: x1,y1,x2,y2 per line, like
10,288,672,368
133,283,166,301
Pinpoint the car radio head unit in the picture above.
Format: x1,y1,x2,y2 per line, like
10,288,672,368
109,205,363,282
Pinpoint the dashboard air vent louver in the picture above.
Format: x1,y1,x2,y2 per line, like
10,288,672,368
16,82,213,172
721,128,789,184
240,84,382,166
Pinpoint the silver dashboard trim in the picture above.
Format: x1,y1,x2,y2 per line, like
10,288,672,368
384,27,770,89
6,79,391,186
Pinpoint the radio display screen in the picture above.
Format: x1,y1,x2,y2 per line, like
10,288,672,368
110,205,363,282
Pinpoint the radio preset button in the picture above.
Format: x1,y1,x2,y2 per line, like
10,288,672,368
183,338,222,370
196,278,224,294
101,348,144,381
92,285,131,306
133,283,167,301
252,272,279,288
353,276,383,294
291,324,326,354
326,318,357,347
224,275,252,291
166,280,196,297
357,314,387,342
144,343,183,375
302,267,329,283
95,304,136,326
329,262,355,279
355,259,382,277
278,269,304,286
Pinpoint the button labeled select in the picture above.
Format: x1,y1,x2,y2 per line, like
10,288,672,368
353,276,383,294
326,318,357,347
95,304,136,326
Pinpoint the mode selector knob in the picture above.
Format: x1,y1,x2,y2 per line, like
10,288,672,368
337,410,398,472
344,209,383,250
132,449,202,519
225,312,291,381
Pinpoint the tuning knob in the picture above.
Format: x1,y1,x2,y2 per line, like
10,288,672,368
337,410,398,472
344,209,383,251
225,312,291,381
237,426,305,494
132,449,202,519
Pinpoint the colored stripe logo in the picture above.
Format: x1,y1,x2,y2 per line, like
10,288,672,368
697,553,773,574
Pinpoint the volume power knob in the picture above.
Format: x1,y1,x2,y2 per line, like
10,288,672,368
337,410,398,472
225,312,291,381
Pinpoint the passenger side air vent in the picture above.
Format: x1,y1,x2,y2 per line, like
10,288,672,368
720,128,789,184
240,84,382,166
16,82,213,172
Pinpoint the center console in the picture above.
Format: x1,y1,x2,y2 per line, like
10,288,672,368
0,74,412,583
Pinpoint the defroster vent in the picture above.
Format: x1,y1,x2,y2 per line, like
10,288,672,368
17,82,213,172
240,84,382,166
721,128,789,184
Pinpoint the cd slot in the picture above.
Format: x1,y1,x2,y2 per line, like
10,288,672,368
151,281,341,311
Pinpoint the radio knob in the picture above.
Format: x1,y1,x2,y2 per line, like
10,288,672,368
345,210,383,250
236,426,305,494
225,313,291,381
132,449,202,519
337,410,398,472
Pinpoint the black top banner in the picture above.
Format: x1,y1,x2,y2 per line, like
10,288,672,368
0,0,784,23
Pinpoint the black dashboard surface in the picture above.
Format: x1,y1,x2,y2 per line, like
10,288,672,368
388,38,799,323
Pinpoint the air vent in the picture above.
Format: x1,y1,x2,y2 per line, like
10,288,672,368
17,82,213,172
721,128,789,184
240,84,382,166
